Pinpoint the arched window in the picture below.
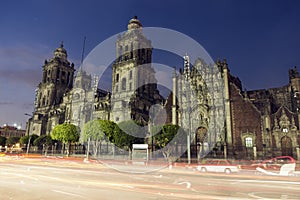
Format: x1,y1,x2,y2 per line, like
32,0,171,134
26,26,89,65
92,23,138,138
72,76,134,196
42,97,46,106
122,78,126,90
129,82,132,90
245,137,253,148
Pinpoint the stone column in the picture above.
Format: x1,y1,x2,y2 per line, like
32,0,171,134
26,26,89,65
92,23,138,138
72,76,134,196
223,67,232,147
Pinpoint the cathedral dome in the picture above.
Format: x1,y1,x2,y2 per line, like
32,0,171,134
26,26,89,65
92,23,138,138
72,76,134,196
127,16,142,30
54,42,67,59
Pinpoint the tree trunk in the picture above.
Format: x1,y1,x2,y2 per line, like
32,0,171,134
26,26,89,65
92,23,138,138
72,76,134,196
93,141,99,157
44,145,48,156
61,143,65,155
128,148,132,160
66,143,70,157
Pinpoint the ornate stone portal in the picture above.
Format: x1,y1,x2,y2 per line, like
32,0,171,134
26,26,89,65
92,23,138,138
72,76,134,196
172,55,226,160
271,107,299,157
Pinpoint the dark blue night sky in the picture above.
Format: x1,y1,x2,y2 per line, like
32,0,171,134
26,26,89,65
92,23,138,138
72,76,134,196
1,0,300,127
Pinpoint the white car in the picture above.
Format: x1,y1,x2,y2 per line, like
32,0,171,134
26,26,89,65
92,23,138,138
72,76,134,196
196,159,241,174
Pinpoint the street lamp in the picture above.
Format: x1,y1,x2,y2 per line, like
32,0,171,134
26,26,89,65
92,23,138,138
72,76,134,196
24,113,33,156
183,88,196,165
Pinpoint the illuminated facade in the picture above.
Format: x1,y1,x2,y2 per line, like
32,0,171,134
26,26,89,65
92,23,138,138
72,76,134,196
26,17,300,160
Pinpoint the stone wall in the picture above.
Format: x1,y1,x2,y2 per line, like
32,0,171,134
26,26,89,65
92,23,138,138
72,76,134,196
230,83,263,158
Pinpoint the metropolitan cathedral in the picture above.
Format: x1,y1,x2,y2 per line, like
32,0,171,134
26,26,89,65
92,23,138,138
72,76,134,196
26,16,300,160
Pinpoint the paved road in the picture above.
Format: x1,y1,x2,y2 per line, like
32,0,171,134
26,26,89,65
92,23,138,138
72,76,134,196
0,158,300,199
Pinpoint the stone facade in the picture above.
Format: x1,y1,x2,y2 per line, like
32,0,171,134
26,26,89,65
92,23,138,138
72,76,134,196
27,16,162,137
26,16,300,160
27,43,75,136
26,44,111,136
111,16,163,124
224,63,300,159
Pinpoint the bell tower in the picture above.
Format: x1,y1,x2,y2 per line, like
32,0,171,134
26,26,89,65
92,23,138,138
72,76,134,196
36,42,75,109
31,43,75,135
111,16,163,124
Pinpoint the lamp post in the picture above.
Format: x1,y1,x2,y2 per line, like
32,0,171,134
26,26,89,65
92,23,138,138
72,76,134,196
26,136,31,155
187,109,191,165
24,113,33,156
181,86,191,165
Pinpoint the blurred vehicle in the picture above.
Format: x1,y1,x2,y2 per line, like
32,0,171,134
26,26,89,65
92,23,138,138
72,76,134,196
0,147,6,152
9,146,23,153
255,156,296,176
196,159,241,174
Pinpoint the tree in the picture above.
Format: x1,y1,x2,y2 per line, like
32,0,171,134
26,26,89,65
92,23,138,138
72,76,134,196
6,136,20,147
50,123,80,156
82,119,115,157
20,134,39,146
112,120,146,152
33,135,53,156
153,124,185,163
0,136,6,147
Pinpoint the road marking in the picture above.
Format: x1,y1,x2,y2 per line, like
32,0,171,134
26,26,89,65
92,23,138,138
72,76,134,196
233,180,300,185
52,189,84,197
175,181,191,188
248,192,296,199
1,172,39,181
38,175,62,181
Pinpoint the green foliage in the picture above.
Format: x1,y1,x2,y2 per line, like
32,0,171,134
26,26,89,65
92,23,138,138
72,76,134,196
113,120,146,150
33,135,53,148
153,124,184,162
19,134,39,146
0,136,6,146
51,123,80,144
6,136,20,146
153,124,180,148
20,135,29,145
82,119,115,142
82,119,116,157
31,134,39,144
34,135,53,156
81,119,148,153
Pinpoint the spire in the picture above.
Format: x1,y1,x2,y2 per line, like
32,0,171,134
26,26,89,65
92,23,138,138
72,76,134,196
78,36,86,73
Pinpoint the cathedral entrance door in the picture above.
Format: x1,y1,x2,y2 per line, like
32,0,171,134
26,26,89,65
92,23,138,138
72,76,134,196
196,127,208,160
281,136,293,156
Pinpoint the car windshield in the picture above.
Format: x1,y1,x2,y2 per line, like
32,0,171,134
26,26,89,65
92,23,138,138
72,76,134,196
219,160,229,165
276,157,293,164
